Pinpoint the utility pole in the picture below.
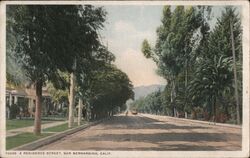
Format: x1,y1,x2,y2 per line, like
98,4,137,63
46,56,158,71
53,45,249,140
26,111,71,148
230,19,240,125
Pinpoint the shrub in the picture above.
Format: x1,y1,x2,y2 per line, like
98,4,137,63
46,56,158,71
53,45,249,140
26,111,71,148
9,104,20,119
62,107,68,117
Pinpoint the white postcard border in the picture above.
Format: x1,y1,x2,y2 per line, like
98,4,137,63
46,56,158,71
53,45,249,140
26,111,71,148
0,1,249,158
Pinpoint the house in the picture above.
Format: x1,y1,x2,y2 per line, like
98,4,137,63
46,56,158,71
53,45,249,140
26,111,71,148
6,86,52,119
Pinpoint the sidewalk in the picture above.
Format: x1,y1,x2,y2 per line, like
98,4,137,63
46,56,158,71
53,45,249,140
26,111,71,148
7,121,68,137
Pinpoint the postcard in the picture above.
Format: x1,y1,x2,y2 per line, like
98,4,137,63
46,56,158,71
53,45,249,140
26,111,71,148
0,1,249,158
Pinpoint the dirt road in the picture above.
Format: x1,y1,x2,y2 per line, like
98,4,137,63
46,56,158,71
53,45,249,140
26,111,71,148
38,113,241,151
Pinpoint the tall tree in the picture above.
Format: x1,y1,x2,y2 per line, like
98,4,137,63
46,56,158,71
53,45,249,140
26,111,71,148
206,7,242,123
39,5,107,127
7,6,62,135
142,6,204,117
187,6,242,123
188,56,233,121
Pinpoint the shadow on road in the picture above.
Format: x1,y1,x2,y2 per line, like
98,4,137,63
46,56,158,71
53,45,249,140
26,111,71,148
83,115,241,151
86,132,235,142
85,144,219,151
102,115,209,130
39,115,241,151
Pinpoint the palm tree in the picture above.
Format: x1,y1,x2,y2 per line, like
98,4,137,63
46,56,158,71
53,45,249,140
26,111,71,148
188,55,233,122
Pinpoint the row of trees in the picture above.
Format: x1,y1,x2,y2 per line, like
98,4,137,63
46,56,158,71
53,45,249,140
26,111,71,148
141,6,242,124
131,90,164,115
7,5,134,135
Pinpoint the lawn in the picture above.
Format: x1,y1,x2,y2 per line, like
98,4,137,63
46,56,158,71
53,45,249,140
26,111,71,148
6,121,86,150
43,123,69,132
6,119,51,130
6,132,52,150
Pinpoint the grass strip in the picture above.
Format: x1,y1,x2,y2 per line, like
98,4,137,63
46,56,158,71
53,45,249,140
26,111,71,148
43,123,70,132
6,132,52,150
6,120,51,130
43,122,82,132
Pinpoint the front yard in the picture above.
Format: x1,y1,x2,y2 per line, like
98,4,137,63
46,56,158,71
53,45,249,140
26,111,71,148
6,121,85,150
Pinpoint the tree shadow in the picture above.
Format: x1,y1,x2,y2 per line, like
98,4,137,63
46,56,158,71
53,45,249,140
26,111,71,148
100,115,210,130
82,132,240,143
80,115,241,151
83,144,221,151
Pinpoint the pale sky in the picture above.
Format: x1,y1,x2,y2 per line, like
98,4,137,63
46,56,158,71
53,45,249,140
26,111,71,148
100,5,241,87
100,5,165,87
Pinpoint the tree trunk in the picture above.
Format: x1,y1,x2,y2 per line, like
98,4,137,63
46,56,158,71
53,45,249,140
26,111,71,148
34,80,43,135
91,111,94,120
171,79,177,117
85,102,91,121
185,112,188,119
230,19,240,125
191,108,197,119
9,93,12,106
184,59,188,117
213,97,216,123
68,72,75,128
170,81,173,116
78,98,83,126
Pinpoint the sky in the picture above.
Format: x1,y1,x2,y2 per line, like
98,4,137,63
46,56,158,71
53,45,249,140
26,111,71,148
100,5,241,87
100,5,165,87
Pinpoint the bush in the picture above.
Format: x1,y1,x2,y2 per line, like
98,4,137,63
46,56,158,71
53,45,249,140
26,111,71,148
9,104,20,119
62,107,68,117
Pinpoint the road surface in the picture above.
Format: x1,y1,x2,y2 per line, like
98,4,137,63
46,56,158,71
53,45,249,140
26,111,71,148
38,113,241,151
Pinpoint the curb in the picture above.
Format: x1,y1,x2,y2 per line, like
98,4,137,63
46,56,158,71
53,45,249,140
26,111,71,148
141,114,242,129
12,119,103,151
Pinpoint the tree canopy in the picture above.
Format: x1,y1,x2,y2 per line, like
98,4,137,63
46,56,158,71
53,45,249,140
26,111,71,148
6,5,119,134
79,64,134,119
140,6,242,124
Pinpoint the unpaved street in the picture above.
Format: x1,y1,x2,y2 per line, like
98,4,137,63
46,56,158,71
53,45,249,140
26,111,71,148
38,114,241,151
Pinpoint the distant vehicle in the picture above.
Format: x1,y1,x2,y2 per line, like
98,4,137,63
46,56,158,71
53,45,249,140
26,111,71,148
131,109,138,115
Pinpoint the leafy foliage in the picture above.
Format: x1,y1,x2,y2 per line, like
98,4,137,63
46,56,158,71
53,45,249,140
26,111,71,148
81,64,134,119
6,5,114,133
140,6,242,123
141,39,152,58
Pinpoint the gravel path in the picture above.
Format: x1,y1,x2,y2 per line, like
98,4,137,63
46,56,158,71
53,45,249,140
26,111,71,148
38,113,241,151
